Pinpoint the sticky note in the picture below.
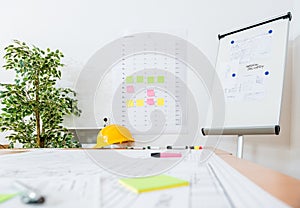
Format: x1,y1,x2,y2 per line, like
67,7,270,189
147,89,155,97
136,99,144,107
136,76,144,83
147,76,154,83
146,98,154,105
0,193,18,204
119,175,189,194
157,76,165,83
157,98,164,106
126,86,134,93
126,100,134,108
126,76,134,84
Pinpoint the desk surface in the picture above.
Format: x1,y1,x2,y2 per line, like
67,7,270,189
219,152,300,208
1,148,300,207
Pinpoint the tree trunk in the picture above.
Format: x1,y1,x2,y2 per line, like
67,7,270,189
36,110,43,147
35,67,43,147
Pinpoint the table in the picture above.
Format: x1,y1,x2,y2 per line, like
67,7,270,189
1,148,300,207
219,153,300,208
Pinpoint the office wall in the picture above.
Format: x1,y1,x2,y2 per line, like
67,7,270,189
288,0,300,176
0,0,299,178
291,0,300,149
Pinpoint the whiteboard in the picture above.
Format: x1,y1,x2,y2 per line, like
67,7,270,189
215,14,290,128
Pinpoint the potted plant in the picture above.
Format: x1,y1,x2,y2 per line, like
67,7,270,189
0,40,81,148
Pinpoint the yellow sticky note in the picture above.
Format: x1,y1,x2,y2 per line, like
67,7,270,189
157,98,164,106
126,100,134,108
119,175,189,194
136,99,144,107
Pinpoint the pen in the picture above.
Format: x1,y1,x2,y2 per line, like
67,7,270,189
13,180,45,204
151,152,182,158
126,146,146,150
166,146,188,150
147,146,161,150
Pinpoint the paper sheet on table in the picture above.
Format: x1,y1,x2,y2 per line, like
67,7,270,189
0,149,290,208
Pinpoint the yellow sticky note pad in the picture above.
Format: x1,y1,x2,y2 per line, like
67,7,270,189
126,100,134,107
119,175,189,194
157,98,165,106
136,99,144,107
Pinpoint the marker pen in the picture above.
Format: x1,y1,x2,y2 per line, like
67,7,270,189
166,146,188,150
151,152,182,158
147,146,161,150
126,146,146,150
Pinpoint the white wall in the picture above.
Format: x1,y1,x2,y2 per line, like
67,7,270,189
291,0,300,149
1,0,299,178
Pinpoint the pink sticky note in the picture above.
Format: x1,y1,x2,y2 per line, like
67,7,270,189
146,98,155,105
126,86,134,93
147,89,155,97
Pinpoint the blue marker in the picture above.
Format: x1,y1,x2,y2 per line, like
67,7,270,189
232,73,236,78
265,71,269,76
231,40,234,44
268,29,273,34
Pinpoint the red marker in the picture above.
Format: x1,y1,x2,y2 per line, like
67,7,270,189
151,152,182,158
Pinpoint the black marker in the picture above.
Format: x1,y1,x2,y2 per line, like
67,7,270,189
166,146,188,150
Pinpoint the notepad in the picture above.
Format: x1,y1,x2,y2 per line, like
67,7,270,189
119,175,189,194
0,193,18,204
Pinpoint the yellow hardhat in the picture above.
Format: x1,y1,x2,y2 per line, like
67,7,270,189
94,124,135,148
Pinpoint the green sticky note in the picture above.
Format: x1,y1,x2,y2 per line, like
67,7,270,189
147,76,154,84
126,76,134,84
119,175,189,194
0,193,18,204
136,76,144,83
157,76,165,83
